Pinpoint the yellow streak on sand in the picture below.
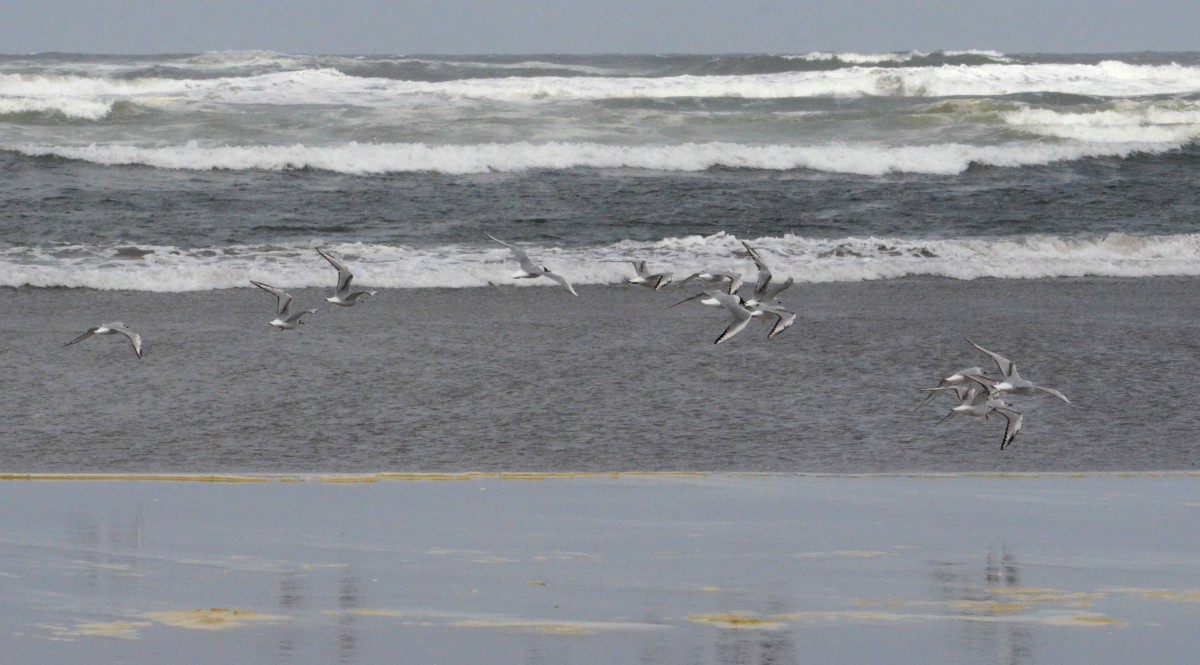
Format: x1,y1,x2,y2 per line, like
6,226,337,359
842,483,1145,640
1070,616,1121,625
776,609,1120,626
988,587,1103,606
1114,588,1200,602
686,614,784,630
454,620,595,635
58,621,151,640
143,609,286,630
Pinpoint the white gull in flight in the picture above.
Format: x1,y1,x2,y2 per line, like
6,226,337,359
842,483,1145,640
316,248,378,306
674,270,743,296
916,366,991,410
64,322,143,359
624,260,673,290
741,240,793,306
485,232,578,296
966,338,1071,403
671,290,791,344
251,280,318,330
937,386,1024,450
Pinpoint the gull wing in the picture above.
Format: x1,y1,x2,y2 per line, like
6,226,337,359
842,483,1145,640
967,338,1016,377
965,373,1001,396
916,386,974,410
1034,385,1071,404
935,408,959,425
109,323,143,359
64,327,100,347
285,308,318,324
710,291,753,344
251,280,293,317
762,276,793,302
646,272,673,290
485,232,532,265
916,386,950,411
317,248,354,294
543,270,578,296
710,291,751,317
722,272,744,295
714,316,752,345
742,241,772,298
994,406,1023,450
674,272,704,289
668,291,712,309
755,304,795,340
630,260,672,289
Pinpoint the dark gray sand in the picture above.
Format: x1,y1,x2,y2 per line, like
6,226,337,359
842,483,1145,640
3,276,1197,472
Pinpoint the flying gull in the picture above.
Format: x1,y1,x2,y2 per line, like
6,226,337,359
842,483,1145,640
316,247,378,306
64,322,143,359
485,232,578,296
674,270,743,296
916,366,991,410
966,338,1070,403
251,280,318,330
741,240,793,306
624,260,673,290
936,386,1024,450
671,290,784,344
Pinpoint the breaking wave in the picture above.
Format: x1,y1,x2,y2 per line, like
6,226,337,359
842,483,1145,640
3,232,1197,291
6,138,1189,175
4,60,1200,111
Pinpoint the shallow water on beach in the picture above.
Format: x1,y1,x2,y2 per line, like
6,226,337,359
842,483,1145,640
2,474,1199,665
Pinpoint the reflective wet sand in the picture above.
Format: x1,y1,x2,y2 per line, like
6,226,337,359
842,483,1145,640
3,473,1198,664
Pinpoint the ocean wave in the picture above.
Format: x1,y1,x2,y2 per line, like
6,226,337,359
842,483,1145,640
5,60,1200,111
0,95,113,120
4,139,1186,175
1001,102,1200,143
785,50,1012,65
3,233,1197,292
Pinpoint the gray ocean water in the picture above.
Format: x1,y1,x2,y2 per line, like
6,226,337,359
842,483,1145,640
2,51,1199,472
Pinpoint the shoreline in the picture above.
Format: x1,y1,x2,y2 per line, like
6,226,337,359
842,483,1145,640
2,470,1200,482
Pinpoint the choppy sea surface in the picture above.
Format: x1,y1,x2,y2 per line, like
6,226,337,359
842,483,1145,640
1,50,1198,472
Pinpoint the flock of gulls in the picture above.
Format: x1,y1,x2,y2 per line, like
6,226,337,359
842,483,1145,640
916,340,1071,450
63,233,1069,451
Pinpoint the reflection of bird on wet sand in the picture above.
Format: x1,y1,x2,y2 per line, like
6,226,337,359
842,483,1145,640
929,546,1034,665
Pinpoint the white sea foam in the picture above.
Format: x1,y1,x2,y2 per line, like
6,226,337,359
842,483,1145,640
787,51,932,64
6,138,1186,176
4,233,1197,292
5,60,1200,115
1002,103,1200,143
206,61,1200,102
787,50,1011,65
0,96,112,120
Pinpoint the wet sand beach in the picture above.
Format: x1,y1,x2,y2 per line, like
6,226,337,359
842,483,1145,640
2,276,1198,472
2,473,1198,665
